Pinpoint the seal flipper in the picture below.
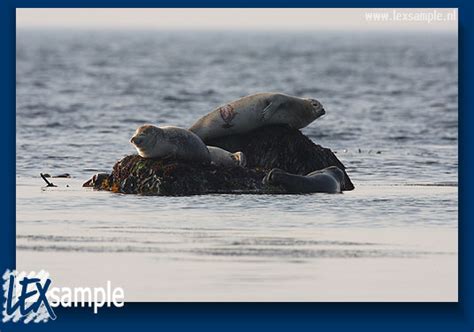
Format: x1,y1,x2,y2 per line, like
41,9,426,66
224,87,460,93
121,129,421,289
262,95,284,121
231,151,247,167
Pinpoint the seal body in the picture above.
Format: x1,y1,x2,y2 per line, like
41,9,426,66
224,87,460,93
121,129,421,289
130,125,211,163
207,146,246,167
262,166,345,194
189,93,325,142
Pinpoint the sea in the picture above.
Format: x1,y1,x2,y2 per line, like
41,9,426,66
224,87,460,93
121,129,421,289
16,30,458,301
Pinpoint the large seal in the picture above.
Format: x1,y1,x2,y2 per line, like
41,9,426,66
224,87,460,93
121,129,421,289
262,166,345,194
207,146,246,167
189,92,325,142
130,124,211,163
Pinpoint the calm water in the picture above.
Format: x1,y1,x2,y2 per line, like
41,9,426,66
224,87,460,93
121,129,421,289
16,30,458,301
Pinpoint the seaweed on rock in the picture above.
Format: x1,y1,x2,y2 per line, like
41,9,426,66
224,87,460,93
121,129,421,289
84,125,354,195
84,155,268,195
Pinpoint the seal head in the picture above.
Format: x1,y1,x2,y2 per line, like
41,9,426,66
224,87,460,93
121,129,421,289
308,99,325,119
130,124,211,163
263,166,344,194
130,124,163,158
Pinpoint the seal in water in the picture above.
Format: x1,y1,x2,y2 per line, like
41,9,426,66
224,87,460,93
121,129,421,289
189,92,325,142
207,146,246,167
130,124,211,163
262,166,345,194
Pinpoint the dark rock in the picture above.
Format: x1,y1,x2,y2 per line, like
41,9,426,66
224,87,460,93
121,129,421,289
84,126,354,195
206,125,354,191
82,173,112,188
41,173,71,178
53,173,71,178
84,156,269,195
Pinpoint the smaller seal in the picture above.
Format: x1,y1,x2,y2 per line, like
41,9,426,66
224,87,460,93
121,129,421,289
262,166,345,194
207,146,246,167
130,124,211,163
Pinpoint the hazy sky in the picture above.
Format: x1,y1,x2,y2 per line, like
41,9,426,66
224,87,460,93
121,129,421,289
17,8,458,31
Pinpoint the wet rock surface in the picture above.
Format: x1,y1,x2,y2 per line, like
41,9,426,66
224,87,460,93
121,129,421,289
206,125,354,190
84,126,354,195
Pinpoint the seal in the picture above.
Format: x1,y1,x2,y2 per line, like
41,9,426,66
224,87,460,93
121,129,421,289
207,146,246,167
130,124,211,163
189,92,325,142
262,166,345,194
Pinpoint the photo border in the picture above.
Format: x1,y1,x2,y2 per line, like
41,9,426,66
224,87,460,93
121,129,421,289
2,2,472,331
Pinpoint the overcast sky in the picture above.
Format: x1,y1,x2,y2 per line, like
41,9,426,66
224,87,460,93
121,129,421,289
17,8,458,31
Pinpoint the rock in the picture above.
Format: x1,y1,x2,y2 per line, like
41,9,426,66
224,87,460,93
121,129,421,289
52,173,71,178
40,173,71,178
84,156,268,195
206,125,354,190
84,125,354,195
82,173,111,188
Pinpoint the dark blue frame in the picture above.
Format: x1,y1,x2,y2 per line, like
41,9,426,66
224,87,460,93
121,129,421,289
1,2,471,331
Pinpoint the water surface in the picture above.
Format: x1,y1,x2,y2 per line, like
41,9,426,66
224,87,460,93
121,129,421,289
16,30,458,301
